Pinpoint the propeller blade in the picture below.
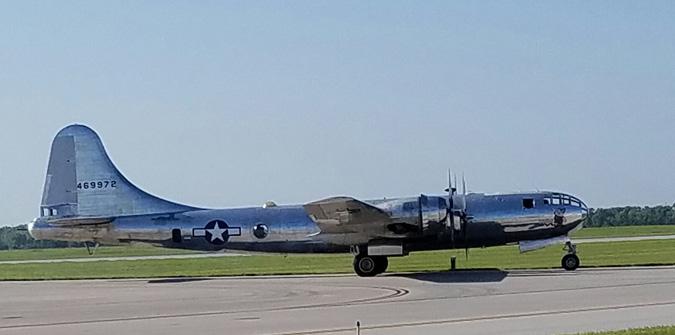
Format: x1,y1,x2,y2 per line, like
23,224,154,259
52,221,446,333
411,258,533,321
462,173,466,197
453,174,458,195
447,169,455,246
460,173,469,253
447,169,452,193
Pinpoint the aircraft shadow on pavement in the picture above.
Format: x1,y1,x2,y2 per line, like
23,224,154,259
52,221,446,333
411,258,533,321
393,269,508,283
505,269,581,277
147,277,213,284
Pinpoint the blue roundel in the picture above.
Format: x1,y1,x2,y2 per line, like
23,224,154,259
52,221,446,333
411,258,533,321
204,220,231,245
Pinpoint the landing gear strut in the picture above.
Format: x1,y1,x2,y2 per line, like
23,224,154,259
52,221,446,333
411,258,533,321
561,241,579,271
353,254,388,277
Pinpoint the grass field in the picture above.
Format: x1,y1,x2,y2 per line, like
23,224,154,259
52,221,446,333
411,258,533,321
575,325,675,335
571,225,675,239
0,245,199,261
1,238,675,280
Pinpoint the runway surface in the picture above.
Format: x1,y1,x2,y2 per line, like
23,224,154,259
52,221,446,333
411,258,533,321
2,267,675,335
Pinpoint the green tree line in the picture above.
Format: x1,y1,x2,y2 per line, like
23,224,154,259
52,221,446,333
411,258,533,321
2,204,675,250
0,225,80,250
585,204,675,227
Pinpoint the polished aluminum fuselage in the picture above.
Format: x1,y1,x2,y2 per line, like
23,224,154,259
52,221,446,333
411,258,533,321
30,125,589,255
30,191,588,253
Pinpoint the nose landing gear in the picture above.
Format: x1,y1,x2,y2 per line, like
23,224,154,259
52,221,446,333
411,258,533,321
561,241,580,271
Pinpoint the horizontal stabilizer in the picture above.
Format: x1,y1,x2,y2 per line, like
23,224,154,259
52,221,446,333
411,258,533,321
45,216,115,226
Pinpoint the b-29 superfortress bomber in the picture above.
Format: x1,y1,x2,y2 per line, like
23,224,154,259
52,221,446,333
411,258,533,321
29,125,588,276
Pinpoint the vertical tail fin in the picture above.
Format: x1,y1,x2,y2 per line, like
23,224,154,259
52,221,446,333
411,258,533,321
40,124,198,219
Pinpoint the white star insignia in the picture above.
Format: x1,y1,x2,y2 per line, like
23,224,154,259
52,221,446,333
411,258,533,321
207,224,227,242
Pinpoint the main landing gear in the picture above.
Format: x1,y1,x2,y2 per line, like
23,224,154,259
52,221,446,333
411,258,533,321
353,254,389,277
561,241,580,271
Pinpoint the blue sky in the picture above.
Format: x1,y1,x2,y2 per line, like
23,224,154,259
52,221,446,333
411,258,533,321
1,1,674,226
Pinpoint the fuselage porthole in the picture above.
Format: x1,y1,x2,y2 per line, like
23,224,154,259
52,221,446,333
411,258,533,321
253,224,269,239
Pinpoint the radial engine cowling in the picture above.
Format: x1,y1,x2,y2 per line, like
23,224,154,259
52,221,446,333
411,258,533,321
383,195,448,235
419,195,447,232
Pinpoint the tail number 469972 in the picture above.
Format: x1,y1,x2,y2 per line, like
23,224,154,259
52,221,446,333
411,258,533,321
77,180,117,190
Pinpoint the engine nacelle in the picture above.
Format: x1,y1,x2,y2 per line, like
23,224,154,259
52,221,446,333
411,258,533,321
419,195,447,232
381,195,447,235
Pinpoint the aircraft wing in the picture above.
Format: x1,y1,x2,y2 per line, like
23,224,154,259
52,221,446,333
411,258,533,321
303,196,392,234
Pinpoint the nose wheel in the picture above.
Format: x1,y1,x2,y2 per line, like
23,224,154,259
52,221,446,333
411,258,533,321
561,241,580,271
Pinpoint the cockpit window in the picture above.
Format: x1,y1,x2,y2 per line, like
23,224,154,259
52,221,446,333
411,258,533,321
522,198,535,209
548,193,585,208
552,195,561,205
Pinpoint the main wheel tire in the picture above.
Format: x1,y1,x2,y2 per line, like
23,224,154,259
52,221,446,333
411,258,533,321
562,254,580,271
354,255,379,277
374,256,389,275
